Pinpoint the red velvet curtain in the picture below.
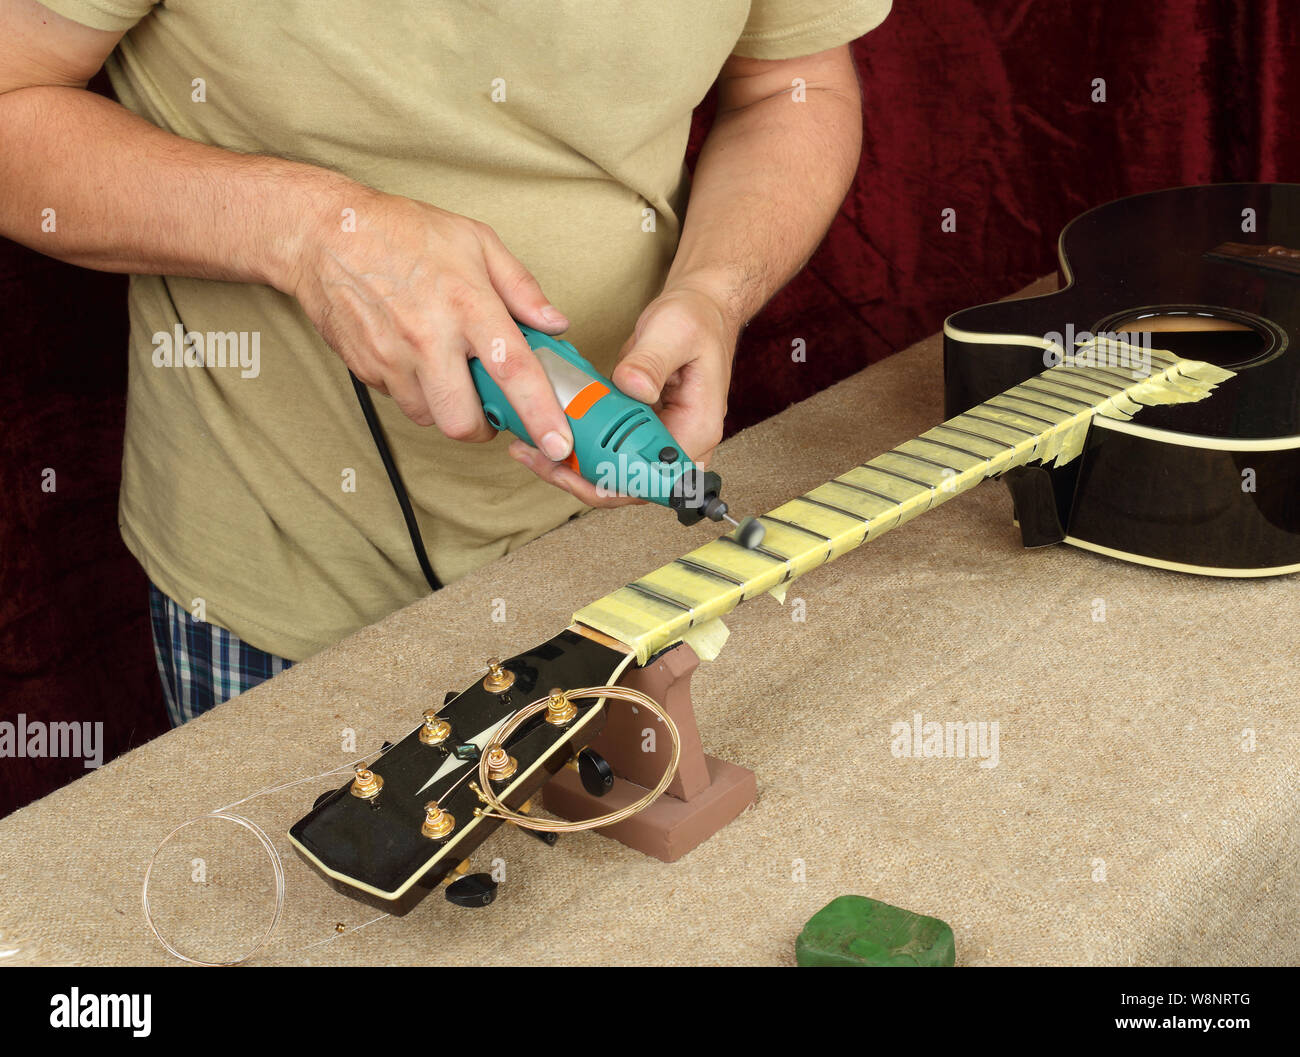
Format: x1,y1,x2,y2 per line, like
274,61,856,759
2,1,1295,816
723,0,1298,433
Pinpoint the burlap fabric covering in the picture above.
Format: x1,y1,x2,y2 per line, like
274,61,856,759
2,280,1296,966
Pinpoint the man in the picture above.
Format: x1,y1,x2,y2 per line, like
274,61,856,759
0,0,889,723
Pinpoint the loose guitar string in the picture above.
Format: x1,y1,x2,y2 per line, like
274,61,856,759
141,747,391,967
141,685,679,964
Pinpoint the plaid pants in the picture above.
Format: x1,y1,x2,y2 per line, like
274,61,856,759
149,584,293,726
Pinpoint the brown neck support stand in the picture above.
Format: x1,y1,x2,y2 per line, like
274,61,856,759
542,644,756,861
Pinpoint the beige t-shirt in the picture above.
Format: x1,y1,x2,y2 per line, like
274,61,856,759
40,0,891,659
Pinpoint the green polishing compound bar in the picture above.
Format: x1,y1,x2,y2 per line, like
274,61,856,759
470,323,764,549
797,896,957,967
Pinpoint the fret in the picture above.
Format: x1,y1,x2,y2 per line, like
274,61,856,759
873,449,957,487
863,462,935,494
691,538,790,600
1069,363,1149,387
1059,363,1159,404
987,393,1075,422
581,588,689,648
960,410,1038,437
909,434,990,462
774,499,871,560
809,482,898,540
847,465,935,526
675,556,746,587
793,493,875,525
824,476,908,508
761,514,831,542
1002,384,1079,415
838,465,919,504
753,518,836,578
716,534,793,571
637,564,746,617
725,532,801,571
889,447,962,475
941,415,1034,476
983,398,1060,427
931,422,1017,450
1040,372,1117,401
1052,365,1129,393
1013,381,1093,409
860,461,935,492
974,406,1055,460
626,581,695,616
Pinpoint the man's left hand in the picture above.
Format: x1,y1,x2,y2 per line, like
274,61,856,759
508,283,737,507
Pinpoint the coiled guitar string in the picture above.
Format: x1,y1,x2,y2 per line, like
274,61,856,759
472,685,681,832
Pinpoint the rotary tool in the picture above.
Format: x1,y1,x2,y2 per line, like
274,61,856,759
470,324,764,549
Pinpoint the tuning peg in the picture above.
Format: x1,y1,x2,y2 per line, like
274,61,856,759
419,708,451,747
482,657,516,694
349,766,383,800
545,688,577,725
445,873,498,908
572,747,614,798
420,802,455,840
485,745,518,782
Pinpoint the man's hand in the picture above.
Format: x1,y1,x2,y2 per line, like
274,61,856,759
507,282,737,507
0,0,580,465
291,190,575,459
508,42,862,509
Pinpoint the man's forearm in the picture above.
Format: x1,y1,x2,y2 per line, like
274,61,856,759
0,85,349,293
664,50,863,333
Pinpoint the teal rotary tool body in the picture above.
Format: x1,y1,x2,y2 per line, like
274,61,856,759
469,324,763,548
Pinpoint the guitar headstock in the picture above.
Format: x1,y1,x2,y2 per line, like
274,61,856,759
289,627,631,915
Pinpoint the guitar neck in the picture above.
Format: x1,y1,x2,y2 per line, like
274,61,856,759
574,344,1235,663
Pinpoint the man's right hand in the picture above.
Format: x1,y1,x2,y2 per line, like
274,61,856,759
0,0,574,462
289,190,574,459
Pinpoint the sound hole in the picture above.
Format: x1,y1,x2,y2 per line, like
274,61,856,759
1106,310,1273,369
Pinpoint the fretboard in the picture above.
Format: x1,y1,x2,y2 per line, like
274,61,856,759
574,345,1234,663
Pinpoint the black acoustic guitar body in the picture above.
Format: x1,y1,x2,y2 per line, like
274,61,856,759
944,183,1300,576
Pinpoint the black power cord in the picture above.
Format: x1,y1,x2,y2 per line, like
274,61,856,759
347,371,443,592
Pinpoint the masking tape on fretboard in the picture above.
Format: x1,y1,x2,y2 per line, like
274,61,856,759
681,617,731,662
575,348,1235,664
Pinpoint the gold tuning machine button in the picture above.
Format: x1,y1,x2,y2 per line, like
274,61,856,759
419,709,451,746
545,687,577,725
349,766,383,799
482,657,516,694
421,802,456,840
485,745,518,783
